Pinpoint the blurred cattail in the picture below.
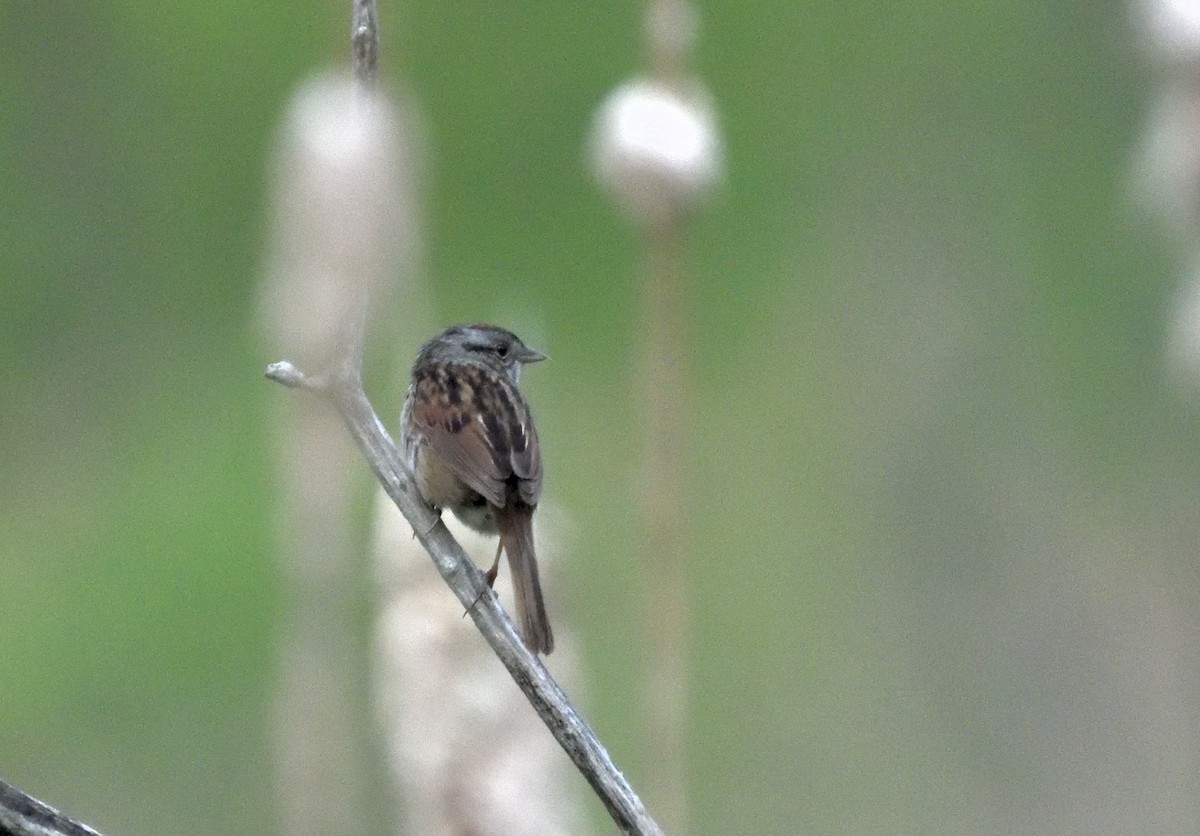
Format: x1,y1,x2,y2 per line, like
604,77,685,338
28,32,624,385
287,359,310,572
590,0,721,226
372,494,583,835
1131,0,1200,384
261,72,418,364
1135,0,1200,69
1132,78,1200,244
588,1,722,830
259,69,417,835
591,76,722,225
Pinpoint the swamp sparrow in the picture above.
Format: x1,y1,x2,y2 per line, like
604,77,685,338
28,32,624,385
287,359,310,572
400,324,554,654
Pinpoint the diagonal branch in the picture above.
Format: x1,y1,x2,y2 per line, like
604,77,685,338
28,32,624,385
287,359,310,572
266,2,662,832
0,777,104,836
264,359,663,835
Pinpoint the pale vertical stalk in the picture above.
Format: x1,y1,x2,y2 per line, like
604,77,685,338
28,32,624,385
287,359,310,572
636,214,691,832
588,1,720,829
262,88,375,835
259,2,413,829
269,416,368,835
1133,0,1200,384
639,13,691,822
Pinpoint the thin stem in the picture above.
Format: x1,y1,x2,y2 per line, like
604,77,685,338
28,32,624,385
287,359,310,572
635,3,701,828
351,0,378,87
637,214,691,832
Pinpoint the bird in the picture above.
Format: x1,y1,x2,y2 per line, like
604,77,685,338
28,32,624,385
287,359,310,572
400,323,554,654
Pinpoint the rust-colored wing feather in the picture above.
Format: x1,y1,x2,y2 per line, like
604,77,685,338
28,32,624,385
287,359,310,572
409,364,541,508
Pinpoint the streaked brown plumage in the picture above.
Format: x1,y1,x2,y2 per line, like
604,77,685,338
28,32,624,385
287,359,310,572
400,324,553,654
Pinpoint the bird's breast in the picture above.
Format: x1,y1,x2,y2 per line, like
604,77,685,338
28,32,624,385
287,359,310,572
414,443,498,534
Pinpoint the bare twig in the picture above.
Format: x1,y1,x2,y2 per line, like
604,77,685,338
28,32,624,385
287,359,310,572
265,356,663,834
0,777,103,836
350,0,378,87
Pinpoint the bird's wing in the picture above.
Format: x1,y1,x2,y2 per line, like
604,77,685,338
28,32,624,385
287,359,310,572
409,366,541,507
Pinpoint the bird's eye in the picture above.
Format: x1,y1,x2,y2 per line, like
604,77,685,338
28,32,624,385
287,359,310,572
495,343,510,358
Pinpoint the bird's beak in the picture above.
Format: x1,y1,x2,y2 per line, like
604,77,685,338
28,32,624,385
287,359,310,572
519,347,548,364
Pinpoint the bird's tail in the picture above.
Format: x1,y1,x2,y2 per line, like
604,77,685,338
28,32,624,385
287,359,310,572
497,504,554,655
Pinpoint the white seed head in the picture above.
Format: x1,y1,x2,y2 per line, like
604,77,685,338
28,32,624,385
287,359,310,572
590,77,722,223
1137,0,1200,65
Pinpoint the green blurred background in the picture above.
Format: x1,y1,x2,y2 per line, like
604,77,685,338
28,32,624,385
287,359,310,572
3,2,1199,833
